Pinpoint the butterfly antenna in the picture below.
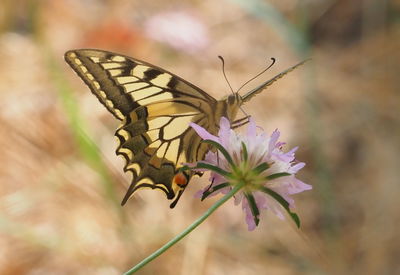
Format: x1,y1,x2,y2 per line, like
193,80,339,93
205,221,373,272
236,57,276,94
218,55,235,95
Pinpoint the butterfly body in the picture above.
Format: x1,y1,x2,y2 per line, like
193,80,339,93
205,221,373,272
65,49,243,207
65,49,305,207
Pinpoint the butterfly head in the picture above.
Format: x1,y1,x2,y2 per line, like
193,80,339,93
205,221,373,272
223,93,243,121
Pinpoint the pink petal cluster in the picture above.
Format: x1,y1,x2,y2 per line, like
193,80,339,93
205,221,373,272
144,11,209,54
190,117,312,230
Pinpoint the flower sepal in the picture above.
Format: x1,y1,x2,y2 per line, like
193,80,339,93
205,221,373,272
265,172,291,180
195,162,231,178
201,182,230,201
202,139,236,169
244,193,261,227
258,186,301,228
251,162,270,175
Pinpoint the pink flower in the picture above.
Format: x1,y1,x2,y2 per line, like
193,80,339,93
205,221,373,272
144,11,209,54
190,117,311,231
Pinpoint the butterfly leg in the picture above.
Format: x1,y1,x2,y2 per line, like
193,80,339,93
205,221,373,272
232,116,250,129
201,179,214,201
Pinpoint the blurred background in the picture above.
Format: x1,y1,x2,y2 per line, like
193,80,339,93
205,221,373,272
0,0,399,274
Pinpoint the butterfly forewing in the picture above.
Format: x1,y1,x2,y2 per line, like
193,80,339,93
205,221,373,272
65,49,219,207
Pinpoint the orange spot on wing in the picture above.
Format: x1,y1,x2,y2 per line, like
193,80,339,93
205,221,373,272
174,173,187,186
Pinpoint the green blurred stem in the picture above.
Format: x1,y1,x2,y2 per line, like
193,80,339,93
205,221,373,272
45,50,121,209
123,181,245,275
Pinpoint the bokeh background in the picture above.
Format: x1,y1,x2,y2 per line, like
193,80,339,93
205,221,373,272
1,0,399,274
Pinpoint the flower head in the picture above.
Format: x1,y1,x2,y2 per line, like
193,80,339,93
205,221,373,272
144,11,209,54
189,117,311,230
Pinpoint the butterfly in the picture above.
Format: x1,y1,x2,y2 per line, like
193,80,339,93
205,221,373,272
64,49,307,208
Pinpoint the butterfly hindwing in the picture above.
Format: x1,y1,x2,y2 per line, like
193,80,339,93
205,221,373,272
65,49,218,207
116,107,210,206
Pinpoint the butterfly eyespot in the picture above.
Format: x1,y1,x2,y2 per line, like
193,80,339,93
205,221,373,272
173,172,188,187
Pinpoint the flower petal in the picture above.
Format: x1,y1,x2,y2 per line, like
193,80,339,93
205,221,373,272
268,129,280,154
217,117,232,148
246,117,257,137
289,162,305,174
290,178,312,193
191,116,310,230
190,122,219,142
274,146,297,162
242,198,257,231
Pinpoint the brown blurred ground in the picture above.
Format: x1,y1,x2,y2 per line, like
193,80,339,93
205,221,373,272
0,0,399,274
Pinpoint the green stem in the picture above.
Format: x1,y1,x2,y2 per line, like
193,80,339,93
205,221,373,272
123,181,245,274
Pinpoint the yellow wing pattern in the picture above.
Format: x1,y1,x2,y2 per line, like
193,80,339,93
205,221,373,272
65,49,219,207
64,49,302,208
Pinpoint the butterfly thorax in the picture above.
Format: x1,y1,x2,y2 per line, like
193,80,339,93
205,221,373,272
215,93,242,125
